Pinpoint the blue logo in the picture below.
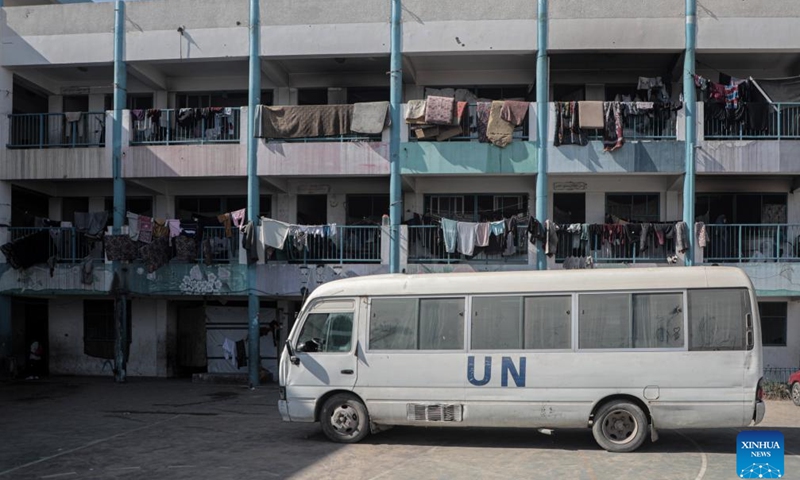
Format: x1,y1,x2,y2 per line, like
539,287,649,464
737,431,784,478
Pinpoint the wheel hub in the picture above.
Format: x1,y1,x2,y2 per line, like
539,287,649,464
331,405,358,434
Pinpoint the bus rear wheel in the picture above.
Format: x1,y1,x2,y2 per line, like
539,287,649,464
320,393,370,444
592,401,648,453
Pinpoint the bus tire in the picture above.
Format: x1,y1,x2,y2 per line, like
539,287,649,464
792,382,800,406
320,393,370,443
592,401,648,453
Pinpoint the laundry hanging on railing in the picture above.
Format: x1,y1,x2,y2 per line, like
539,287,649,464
351,101,390,134
436,216,520,257
254,104,354,139
405,92,528,146
0,230,51,270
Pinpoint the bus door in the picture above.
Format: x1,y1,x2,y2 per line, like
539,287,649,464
285,299,358,419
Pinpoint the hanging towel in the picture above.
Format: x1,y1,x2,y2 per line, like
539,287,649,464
440,218,458,254
167,219,182,238
424,96,455,125
476,102,492,143
138,215,153,244
231,209,246,229
405,100,426,124
545,220,559,257
351,101,390,134
126,212,140,241
456,222,478,256
64,112,84,140
499,101,529,126
578,101,604,129
486,101,515,148
676,221,689,253
260,218,291,249
475,223,491,247
695,222,708,248
153,219,169,239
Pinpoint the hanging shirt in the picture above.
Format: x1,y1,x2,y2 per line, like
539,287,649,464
231,209,246,229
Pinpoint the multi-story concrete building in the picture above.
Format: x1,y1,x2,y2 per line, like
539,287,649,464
1,0,799,380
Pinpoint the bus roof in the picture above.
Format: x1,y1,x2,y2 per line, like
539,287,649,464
305,266,753,301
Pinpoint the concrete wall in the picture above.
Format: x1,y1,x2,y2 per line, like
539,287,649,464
4,0,800,68
48,297,169,377
0,148,109,180
697,141,800,174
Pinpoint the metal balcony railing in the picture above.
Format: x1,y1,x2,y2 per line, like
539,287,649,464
704,103,800,140
130,108,242,145
283,225,382,264
584,108,678,141
7,227,97,262
704,224,800,263
7,112,106,148
555,228,675,264
198,226,240,263
407,224,528,264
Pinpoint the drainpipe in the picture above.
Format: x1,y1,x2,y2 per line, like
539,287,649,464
535,0,548,270
112,0,128,383
683,0,697,266
388,0,402,274
246,0,261,388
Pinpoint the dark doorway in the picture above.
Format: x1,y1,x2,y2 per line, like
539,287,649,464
297,195,328,225
176,305,207,377
553,193,586,224
14,299,49,377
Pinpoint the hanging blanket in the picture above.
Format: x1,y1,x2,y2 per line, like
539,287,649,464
351,101,390,134
255,105,353,139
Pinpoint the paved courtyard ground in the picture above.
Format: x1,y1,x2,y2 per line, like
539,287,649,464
0,377,798,480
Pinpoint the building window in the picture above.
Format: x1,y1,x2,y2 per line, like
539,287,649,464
175,196,271,220
83,300,131,360
759,302,788,347
606,193,660,222
424,194,528,221
346,194,389,225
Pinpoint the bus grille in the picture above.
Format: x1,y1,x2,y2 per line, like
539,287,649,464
406,404,462,422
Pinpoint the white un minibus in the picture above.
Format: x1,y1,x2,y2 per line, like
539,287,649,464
278,267,765,452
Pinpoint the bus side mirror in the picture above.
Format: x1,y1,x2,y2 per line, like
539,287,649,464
285,340,299,365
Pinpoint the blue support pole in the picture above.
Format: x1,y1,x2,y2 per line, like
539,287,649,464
535,0,549,271
388,0,402,274
246,0,261,388
113,0,128,383
683,0,697,266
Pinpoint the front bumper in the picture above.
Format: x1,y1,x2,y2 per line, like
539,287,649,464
753,400,766,425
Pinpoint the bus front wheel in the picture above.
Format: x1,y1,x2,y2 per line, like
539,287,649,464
320,393,370,444
592,401,648,453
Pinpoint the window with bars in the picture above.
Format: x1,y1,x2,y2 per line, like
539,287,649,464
83,300,131,360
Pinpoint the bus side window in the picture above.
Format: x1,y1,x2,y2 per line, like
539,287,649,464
297,312,354,353
688,288,749,351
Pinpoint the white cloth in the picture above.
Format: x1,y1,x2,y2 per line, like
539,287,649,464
260,218,291,249
64,112,84,139
222,338,236,368
475,223,490,247
456,221,478,256
126,212,140,241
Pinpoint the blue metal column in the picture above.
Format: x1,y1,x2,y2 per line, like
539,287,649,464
535,0,549,270
388,0,402,274
683,0,697,266
113,0,128,383
246,0,261,388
